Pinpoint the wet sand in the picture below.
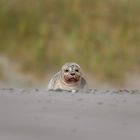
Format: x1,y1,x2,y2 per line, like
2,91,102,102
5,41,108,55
0,88,140,140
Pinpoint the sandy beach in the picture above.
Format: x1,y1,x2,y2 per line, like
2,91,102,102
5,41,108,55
0,88,140,140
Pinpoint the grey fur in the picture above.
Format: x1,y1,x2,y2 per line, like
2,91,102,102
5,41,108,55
47,72,61,90
47,63,88,91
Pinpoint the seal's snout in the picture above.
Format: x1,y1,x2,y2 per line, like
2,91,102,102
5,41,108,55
70,73,75,76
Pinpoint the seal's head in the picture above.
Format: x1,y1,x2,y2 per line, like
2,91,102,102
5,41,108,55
61,62,81,85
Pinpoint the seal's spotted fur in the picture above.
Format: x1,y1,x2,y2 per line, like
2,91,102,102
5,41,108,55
47,62,88,91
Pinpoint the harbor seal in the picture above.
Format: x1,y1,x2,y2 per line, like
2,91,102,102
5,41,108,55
47,62,88,91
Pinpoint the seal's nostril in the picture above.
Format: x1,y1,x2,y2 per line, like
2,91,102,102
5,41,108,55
71,73,75,76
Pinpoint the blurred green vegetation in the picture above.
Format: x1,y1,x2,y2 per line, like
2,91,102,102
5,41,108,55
0,0,140,82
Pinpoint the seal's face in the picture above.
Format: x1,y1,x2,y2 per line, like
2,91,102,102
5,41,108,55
61,63,81,84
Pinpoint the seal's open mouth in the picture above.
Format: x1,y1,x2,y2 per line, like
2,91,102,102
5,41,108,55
68,77,77,82
64,75,80,83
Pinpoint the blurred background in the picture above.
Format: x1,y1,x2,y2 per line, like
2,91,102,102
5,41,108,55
0,0,140,89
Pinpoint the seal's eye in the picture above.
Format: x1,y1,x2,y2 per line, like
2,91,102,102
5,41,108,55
75,69,79,72
65,69,69,72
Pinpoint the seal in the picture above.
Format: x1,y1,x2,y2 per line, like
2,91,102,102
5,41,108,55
47,62,88,91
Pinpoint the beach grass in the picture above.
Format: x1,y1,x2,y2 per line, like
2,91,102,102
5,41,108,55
0,0,140,82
